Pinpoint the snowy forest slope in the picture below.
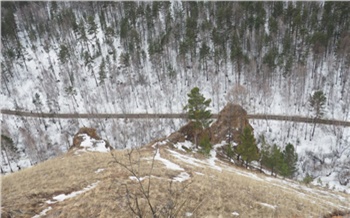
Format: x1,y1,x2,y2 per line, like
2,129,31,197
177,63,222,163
1,1,350,116
1,2,350,190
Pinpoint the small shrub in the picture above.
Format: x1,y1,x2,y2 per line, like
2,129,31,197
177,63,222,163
199,135,212,156
226,143,234,160
302,173,314,185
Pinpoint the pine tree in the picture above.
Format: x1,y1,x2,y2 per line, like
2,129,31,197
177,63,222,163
99,58,106,84
261,142,298,178
1,134,19,172
184,87,212,129
281,143,298,178
199,134,212,156
261,143,283,176
59,45,70,63
87,16,97,35
236,127,259,168
309,90,326,119
309,90,326,137
184,87,212,146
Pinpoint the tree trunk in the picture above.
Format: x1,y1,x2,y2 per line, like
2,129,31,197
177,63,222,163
311,120,317,140
3,149,13,173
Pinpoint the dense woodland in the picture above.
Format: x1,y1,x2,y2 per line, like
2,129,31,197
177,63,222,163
1,2,350,186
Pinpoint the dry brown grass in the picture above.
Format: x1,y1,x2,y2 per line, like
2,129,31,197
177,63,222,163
2,144,350,218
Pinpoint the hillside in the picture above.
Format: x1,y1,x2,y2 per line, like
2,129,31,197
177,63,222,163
1,1,350,195
2,142,350,218
2,2,350,115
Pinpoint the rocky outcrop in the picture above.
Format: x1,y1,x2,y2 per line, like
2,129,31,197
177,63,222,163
209,103,252,144
167,121,197,144
70,127,113,151
167,104,251,146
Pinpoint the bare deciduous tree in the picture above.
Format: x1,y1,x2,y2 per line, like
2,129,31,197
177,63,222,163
226,85,249,108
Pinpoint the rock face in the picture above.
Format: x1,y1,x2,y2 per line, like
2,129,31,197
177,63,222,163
167,104,251,146
167,121,197,144
70,127,113,151
209,103,252,145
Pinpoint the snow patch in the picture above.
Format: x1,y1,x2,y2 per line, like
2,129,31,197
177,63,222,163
173,172,191,182
185,212,193,217
258,202,277,210
95,168,105,174
207,143,226,171
152,140,168,149
155,149,184,171
232,211,239,216
129,176,148,182
168,149,205,168
46,182,99,204
173,140,195,152
78,134,110,153
32,207,52,218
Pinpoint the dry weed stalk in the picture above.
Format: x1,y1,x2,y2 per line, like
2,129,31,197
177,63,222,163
110,147,199,218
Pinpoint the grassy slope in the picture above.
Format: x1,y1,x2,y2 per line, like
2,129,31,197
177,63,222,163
2,143,350,218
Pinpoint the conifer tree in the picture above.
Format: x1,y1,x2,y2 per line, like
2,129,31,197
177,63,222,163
1,134,19,172
184,87,212,129
261,142,298,178
309,90,326,137
87,16,97,36
184,87,212,146
98,58,106,84
261,143,283,176
281,143,298,178
236,127,259,168
59,45,70,63
309,90,326,119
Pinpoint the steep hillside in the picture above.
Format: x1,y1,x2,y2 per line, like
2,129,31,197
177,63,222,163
1,1,350,192
2,142,350,218
1,2,350,116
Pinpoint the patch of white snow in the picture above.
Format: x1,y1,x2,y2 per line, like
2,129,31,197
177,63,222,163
185,212,193,217
46,182,99,204
173,172,191,182
32,206,52,218
155,149,184,171
95,168,105,174
232,211,239,216
258,202,277,210
129,176,148,182
78,134,110,153
173,140,195,152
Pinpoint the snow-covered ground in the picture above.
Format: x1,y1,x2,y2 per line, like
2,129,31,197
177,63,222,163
75,133,110,153
155,148,184,171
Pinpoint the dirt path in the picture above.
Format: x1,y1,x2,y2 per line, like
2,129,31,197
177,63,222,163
1,109,350,127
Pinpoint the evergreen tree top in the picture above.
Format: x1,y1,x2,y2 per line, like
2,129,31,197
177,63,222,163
184,87,212,129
